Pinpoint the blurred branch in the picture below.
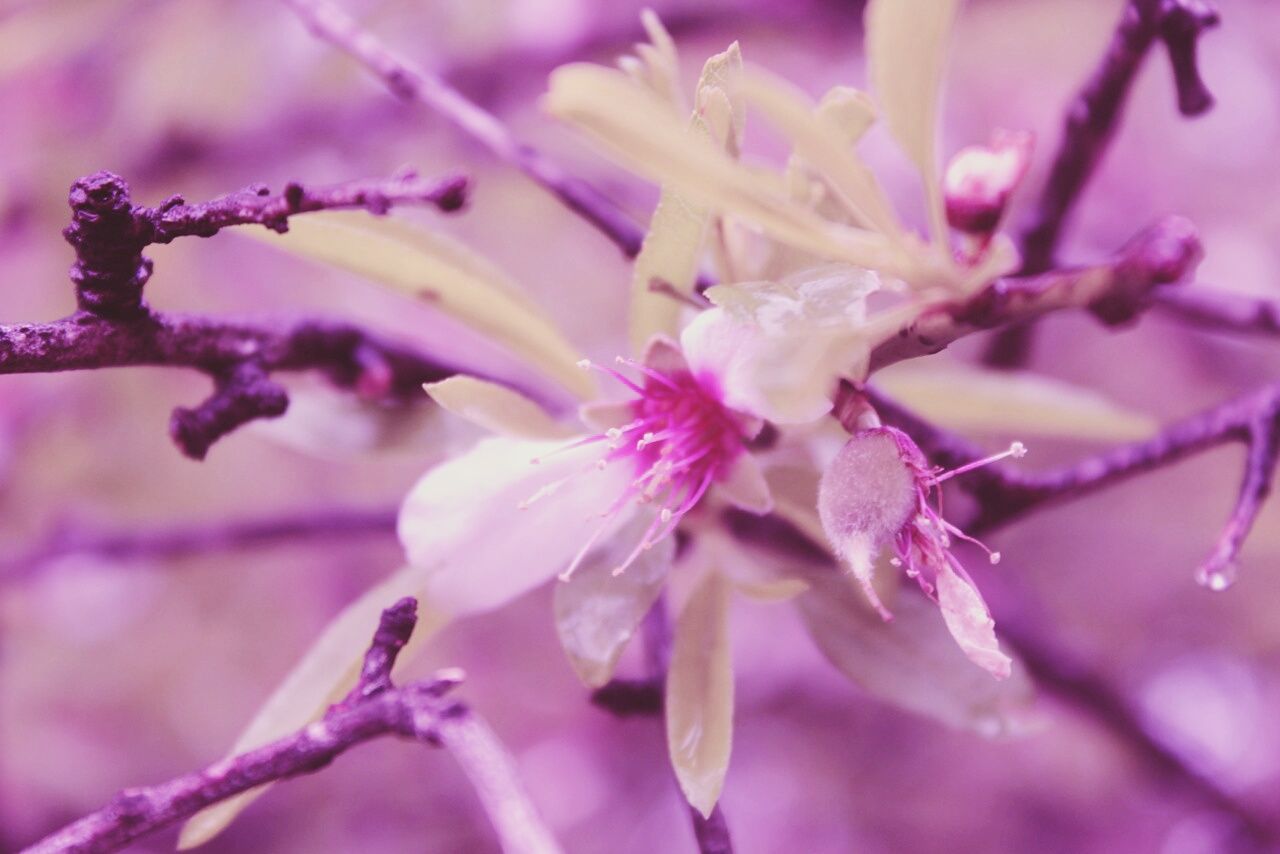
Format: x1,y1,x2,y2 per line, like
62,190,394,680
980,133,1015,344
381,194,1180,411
590,599,735,854
3,170,465,459
21,598,560,854
869,216,1203,372
985,0,1219,368
1152,287,1280,337
0,506,398,584
282,0,649,261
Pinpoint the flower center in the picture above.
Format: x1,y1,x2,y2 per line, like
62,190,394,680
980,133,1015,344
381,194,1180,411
542,357,746,581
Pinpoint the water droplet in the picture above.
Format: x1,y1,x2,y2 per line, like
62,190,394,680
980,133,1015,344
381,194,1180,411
1195,560,1238,592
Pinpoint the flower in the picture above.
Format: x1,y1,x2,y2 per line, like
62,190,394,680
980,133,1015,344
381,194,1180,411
398,335,771,615
818,425,1026,679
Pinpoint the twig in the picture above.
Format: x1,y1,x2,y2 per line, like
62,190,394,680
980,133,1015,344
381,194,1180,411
985,0,1219,367
281,0,647,261
21,598,560,854
5,170,468,459
870,216,1203,372
65,170,466,318
1152,287,1280,338
0,311,456,459
0,505,398,584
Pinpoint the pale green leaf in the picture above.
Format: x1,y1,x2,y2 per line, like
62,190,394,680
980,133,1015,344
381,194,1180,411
240,214,594,399
865,0,960,244
666,571,734,817
545,64,912,277
425,376,575,440
553,512,674,687
874,364,1158,441
740,68,900,239
797,563,1034,734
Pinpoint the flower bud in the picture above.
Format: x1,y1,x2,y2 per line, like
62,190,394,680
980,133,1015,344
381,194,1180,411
817,428,918,618
944,130,1034,235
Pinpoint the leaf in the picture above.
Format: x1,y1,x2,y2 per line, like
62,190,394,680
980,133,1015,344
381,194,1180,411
865,0,960,244
425,376,575,440
796,564,1033,735
739,68,900,239
873,364,1158,441
627,44,744,353
240,214,594,400
545,64,911,277
666,571,734,818
178,570,449,849
553,512,674,687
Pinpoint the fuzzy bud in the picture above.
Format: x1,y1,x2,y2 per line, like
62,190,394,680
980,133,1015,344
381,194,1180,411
944,130,1034,236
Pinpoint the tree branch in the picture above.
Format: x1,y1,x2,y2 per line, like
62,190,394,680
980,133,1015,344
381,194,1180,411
22,599,442,853
4,169,470,459
65,170,466,318
281,0,649,261
1152,286,1280,338
870,216,1203,372
985,0,1219,367
0,506,398,584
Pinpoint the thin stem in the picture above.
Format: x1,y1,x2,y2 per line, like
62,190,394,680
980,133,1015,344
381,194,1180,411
281,0,647,260
984,0,1219,367
0,506,398,584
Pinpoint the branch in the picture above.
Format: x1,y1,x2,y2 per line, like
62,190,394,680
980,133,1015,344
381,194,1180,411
20,598,559,854
862,382,1280,590
0,505,398,584
870,216,1203,372
65,170,466,318
281,0,648,261
1152,286,1280,338
985,0,1219,367
0,311,457,459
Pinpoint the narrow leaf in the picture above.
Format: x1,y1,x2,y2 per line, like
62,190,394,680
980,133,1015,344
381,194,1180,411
874,364,1158,441
426,376,575,440
796,565,1033,735
666,571,734,817
240,214,594,399
865,0,960,243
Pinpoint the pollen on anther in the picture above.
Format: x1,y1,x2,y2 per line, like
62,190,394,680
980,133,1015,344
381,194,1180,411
989,551,1002,565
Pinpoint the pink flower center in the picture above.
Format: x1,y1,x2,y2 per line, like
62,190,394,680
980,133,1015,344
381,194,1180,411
552,357,747,580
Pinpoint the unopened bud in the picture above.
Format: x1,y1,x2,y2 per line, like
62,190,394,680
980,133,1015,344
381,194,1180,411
944,130,1034,235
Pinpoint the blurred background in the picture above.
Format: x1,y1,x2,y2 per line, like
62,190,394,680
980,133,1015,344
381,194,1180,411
3,0,1280,851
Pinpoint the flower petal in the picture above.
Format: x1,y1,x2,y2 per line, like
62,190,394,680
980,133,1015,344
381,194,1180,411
398,435,637,615
425,376,576,440
865,0,960,245
553,511,674,687
935,562,1013,679
682,265,884,423
667,570,735,818
178,571,449,848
